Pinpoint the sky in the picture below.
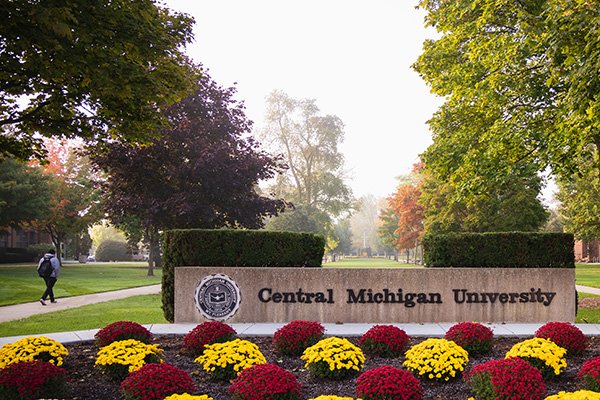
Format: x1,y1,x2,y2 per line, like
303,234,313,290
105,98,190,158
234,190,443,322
163,0,442,199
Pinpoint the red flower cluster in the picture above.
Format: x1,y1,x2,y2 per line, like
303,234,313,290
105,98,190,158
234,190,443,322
578,356,600,392
0,360,67,400
95,321,153,348
120,363,195,400
359,325,411,357
273,320,325,356
356,365,423,400
466,357,546,400
445,322,493,355
228,363,302,400
182,321,237,357
535,322,588,355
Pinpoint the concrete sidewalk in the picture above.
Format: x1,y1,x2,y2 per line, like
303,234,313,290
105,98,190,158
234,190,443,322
1,284,599,345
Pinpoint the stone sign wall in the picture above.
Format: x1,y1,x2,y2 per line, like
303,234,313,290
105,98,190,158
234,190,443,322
173,267,576,323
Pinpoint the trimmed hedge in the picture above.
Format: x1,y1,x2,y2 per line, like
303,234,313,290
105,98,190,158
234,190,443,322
161,229,325,322
423,232,574,268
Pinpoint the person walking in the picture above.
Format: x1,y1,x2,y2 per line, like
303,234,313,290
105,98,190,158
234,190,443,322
38,248,60,305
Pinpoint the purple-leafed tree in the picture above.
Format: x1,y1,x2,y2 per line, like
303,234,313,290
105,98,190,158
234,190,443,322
90,69,286,275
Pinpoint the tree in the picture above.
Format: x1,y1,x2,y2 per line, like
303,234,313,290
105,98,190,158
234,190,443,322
378,206,399,256
265,206,320,233
414,0,600,208
0,158,50,228
260,90,353,218
29,140,102,262
0,0,197,161
91,71,286,275
388,179,424,253
419,171,548,234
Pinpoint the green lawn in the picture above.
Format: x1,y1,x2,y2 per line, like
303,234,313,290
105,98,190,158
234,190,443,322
575,263,600,288
325,257,415,268
0,262,162,306
0,295,167,337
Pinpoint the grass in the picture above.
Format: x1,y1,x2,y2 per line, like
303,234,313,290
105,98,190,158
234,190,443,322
0,294,167,337
0,262,162,306
575,263,600,288
326,257,416,268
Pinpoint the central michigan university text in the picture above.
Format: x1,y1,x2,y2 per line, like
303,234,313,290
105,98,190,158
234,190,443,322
257,287,557,307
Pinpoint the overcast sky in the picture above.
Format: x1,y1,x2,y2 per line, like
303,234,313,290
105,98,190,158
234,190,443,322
163,0,442,199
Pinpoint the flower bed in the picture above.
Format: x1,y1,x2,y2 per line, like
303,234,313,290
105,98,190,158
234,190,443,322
3,334,599,399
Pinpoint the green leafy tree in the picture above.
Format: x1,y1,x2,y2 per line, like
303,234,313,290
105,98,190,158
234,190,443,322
414,0,600,215
261,90,353,218
0,158,50,228
0,0,197,161
266,206,320,233
377,206,399,256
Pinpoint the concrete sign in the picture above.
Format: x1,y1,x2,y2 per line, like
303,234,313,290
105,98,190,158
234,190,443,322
174,267,576,323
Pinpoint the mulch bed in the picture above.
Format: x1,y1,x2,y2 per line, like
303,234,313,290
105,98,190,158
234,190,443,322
64,335,599,399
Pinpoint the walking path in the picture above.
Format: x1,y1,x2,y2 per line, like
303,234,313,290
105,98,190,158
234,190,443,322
1,284,599,345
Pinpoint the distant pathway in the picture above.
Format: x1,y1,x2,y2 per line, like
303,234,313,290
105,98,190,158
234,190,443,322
577,285,600,296
0,285,161,323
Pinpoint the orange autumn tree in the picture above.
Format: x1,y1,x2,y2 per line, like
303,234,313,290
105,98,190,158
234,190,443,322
387,163,424,260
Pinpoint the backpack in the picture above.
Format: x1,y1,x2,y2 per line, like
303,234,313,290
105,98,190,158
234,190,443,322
38,257,53,278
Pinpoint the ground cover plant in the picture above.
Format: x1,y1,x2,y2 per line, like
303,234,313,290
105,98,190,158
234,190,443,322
8,333,596,399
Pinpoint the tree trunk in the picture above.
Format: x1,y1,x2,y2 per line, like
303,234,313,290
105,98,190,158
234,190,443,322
145,229,162,277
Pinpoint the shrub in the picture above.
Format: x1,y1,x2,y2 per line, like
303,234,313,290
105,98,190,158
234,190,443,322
95,339,163,381
96,239,130,262
544,391,600,400
359,325,410,358
465,357,546,400
228,363,302,400
356,365,423,400
120,363,195,400
163,395,214,400
273,320,325,356
0,336,68,368
195,339,266,381
444,322,493,355
505,338,567,378
403,338,469,381
0,360,67,400
301,337,365,380
182,321,237,357
535,322,588,355
578,356,600,392
95,321,153,348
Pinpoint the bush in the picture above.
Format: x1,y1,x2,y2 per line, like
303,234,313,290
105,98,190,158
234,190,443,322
120,363,195,400
161,229,325,322
228,363,302,400
505,338,567,378
96,240,131,262
544,391,600,400
27,243,54,259
403,338,469,381
95,321,153,348
273,320,325,356
195,339,266,381
359,325,410,358
444,322,493,355
423,232,574,268
182,321,237,357
95,339,163,381
301,337,365,380
535,322,588,355
356,365,423,400
0,360,67,400
465,357,546,400
0,336,68,368
578,356,600,392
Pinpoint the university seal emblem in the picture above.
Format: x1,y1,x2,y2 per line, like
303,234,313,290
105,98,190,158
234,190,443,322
194,274,241,321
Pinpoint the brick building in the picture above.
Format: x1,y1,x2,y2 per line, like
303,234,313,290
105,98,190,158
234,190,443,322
574,240,600,262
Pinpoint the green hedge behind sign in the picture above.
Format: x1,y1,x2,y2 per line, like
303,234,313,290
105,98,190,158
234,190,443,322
422,232,575,268
161,229,325,322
